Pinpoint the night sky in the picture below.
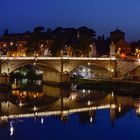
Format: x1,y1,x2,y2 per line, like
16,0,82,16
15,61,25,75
1,0,140,41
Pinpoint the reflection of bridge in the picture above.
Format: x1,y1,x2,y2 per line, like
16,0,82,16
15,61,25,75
0,91,140,122
0,104,116,120
1,57,140,83
0,90,139,137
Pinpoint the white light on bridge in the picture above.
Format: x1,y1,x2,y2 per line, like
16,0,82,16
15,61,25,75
83,69,86,72
73,72,76,75
71,95,77,100
111,69,114,72
0,56,117,61
108,68,114,72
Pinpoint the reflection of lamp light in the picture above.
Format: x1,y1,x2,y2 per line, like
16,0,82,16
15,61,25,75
19,101,23,107
33,106,37,111
90,117,93,123
136,107,140,115
10,122,14,136
41,118,44,124
88,100,91,105
118,106,121,112
111,92,114,97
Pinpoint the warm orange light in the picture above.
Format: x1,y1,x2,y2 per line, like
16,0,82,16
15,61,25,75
121,53,126,58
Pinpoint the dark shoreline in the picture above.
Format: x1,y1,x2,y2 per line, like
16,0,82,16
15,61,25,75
1,79,140,96
72,79,140,96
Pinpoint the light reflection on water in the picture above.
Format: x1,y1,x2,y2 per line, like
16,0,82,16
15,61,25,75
0,79,140,139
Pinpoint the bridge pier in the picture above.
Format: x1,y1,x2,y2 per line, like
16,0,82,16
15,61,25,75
42,71,70,85
0,60,10,85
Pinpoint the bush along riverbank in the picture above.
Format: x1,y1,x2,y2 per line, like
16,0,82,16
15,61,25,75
71,78,140,95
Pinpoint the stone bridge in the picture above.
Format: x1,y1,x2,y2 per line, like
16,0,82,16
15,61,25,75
0,57,140,83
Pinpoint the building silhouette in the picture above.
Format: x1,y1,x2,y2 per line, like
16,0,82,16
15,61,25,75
110,28,125,43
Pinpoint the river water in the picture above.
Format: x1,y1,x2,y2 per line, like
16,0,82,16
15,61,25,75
0,79,140,140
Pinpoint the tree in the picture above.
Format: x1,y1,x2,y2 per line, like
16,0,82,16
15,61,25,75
26,26,46,54
3,29,9,36
50,27,65,56
76,26,96,54
33,26,45,32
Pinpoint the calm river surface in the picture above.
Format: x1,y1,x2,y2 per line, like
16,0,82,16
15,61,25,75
0,79,140,140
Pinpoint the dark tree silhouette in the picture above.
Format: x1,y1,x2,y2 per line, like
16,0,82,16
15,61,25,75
3,29,9,36
33,26,45,32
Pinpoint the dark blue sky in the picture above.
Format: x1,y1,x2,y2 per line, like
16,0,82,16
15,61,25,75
1,0,140,41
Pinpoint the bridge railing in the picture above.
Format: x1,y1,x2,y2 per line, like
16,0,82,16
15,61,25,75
0,56,117,61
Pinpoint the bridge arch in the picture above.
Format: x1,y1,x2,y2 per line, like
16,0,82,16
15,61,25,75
124,65,140,79
70,63,110,72
7,61,59,74
70,63,112,79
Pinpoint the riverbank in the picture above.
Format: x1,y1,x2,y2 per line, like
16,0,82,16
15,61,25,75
72,78,140,95
42,80,71,87
0,84,10,92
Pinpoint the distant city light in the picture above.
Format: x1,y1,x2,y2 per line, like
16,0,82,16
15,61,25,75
88,62,91,65
88,90,91,93
83,89,86,93
10,42,13,46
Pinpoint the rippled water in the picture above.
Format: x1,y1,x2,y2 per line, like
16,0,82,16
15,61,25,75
0,79,140,140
